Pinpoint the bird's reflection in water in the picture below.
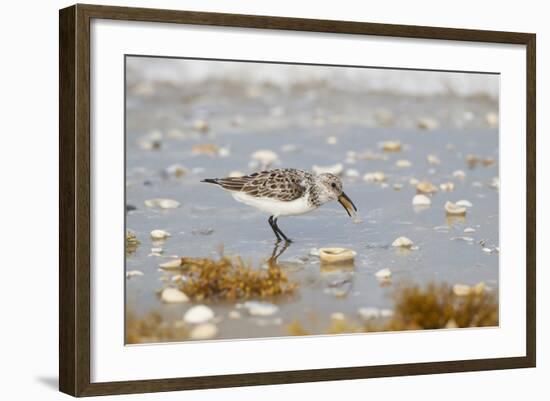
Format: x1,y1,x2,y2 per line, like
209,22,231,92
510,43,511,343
268,241,291,265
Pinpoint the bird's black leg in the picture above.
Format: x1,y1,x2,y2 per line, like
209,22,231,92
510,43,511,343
268,216,281,242
273,217,292,243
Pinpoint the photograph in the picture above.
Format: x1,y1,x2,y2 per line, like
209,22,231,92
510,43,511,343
124,56,500,344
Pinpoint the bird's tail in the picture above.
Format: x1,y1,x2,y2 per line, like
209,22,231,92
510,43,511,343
201,178,220,185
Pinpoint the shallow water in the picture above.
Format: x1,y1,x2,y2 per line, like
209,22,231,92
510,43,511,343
125,79,499,341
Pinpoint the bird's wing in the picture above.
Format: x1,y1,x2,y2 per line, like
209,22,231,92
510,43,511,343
216,169,308,201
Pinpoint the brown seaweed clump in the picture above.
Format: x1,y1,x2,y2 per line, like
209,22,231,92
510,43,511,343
386,282,498,330
177,256,297,302
126,230,140,255
286,282,498,336
126,310,188,344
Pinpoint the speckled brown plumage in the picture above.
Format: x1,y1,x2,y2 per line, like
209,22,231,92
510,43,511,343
203,169,317,204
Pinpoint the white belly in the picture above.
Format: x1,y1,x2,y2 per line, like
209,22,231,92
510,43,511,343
231,192,315,217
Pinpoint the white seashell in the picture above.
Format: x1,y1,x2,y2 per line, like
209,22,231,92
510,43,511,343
453,170,466,179
159,258,182,269
345,169,359,179
243,301,279,317
417,117,439,130
473,282,486,295
380,140,402,152
189,323,218,340
319,248,357,264
164,164,187,178
445,319,458,328
358,307,380,320
150,229,170,240
331,312,345,321
228,310,241,319
151,247,163,254
393,183,404,190
326,136,338,145
183,305,215,324
427,154,441,165
251,149,278,166
309,248,321,257
486,112,499,128
412,194,431,206
193,119,209,133
416,181,438,194
453,284,471,296
126,270,144,279
145,198,181,209
363,171,386,183
161,288,189,303
313,163,344,176
374,268,392,280
409,178,419,186
464,227,476,233
392,236,414,248
380,309,394,318
490,177,500,190
456,200,473,208
218,147,231,157
482,247,492,253
445,201,467,216
395,159,412,168
439,182,455,192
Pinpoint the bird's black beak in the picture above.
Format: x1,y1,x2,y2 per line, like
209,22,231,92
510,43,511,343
338,192,357,217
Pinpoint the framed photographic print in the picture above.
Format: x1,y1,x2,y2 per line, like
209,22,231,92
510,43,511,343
59,4,536,397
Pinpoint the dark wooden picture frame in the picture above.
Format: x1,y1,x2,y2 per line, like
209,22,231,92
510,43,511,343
59,3,536,397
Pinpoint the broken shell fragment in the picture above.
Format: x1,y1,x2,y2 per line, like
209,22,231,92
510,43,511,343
392,236,414,248
189,323,218,340
126,270,144,279
445,201,467,216
319,248,357,264
183,305,215,324
145,198,181,209
363,171,386,183
486,112,499,128
150,229,170,240
229,170,244,178
412,194,431,206
380,140,402,152
164,164,187,178
417,117,439,130
453,284,471,296
416,181,438,194
326,136,338,145
358,307,380,320
159,258,182,270
193,119,209,133
243,301,279,317
251,149,279,167
374,268,392,281
456,199,473,208
395,159,412,168
192,143,219,155
427,154,441,165
440,182,455,192
453,170,466,180
161,288,189,304
313,163,344,176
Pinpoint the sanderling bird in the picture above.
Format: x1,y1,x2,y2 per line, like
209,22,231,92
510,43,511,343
201,168,357,243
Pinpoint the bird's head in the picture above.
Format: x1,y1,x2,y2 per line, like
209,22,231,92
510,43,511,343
317,173,357,217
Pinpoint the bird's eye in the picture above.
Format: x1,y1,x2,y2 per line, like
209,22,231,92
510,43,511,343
331,183,336,188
